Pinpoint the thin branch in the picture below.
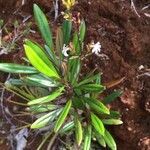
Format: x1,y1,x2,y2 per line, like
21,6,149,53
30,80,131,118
47,132,58,150
54,0,59,20
0,74,13,125
131,0,141,18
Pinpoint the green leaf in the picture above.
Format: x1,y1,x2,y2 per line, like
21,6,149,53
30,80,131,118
75,116,83,146
5,83,35,100
92,74,102,98
25,40,51,65
68,58,81,85
28,87,64,105
29,104,58,113
24,42,60,79
0,63,38,74
109,111,121,119
23,74,59,87
72,97,84,109
0,19,4,28
28,87,49,98
25,40,58,73
95,73,101,84
76,73,101,87
103,90,123,104
102,119,123,125
74,89,82,96
83,125,92,150
5,79,25,86
97,136,106,148
78,84,105,93
56,27,63,60
62,20,72,45
54,100,72,132
84,97,110,114
79,20,86,43
94,130,106,148
103,130,117,150
91,113,105,136
73,32,80,55
33,4,53,50
44,45,59,67
59,121,74,134
31,109,62,129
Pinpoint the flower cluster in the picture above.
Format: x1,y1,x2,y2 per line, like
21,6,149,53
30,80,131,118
62,0,76,10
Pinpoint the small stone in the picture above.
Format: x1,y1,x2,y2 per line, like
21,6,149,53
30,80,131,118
127,127,132,131
138,65,144,70
125,108,129,111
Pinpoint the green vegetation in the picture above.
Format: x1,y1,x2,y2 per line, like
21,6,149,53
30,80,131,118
0,2,122,150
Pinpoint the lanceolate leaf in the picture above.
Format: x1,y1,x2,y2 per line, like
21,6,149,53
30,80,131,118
62,20,72,45
77,73,101,87
5,83,35,100
95,73,101,84
109,110,121,118
73,32,80,55
28,87,64,105
0,63,38,74
25,40,51,65
56,27,63,60
24,43,60,79
84,98,110,114
54,100,72,132
78,84,105,93
102,119,123,125
75,116,83,146
74,89,82,96
103,90,123,104
5,78,53,88
103,130,117,150
91,113,105,136
5,79,26,86
31,109,62,129
29,104,58,113
44,45,59,67
94,130,106,148
23,74,59,87
59,121,74,134
83,125,92,150
68,58,81,85
33,4,53,50
25,40,58,74
79,20,86,43
72,97,84,109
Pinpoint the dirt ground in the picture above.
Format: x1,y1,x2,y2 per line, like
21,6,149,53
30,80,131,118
0,0,150,149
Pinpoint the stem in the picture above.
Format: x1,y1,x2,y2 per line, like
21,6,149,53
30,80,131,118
10,86,33,100
7,99,28,106
37,131,53,150
23,86,35,99
11,124,31,132
13,113,32,117
47,132,59,150
0,82,29,101
81,52,92,60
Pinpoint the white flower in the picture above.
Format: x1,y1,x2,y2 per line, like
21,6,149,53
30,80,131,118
91,42,102,55
62,44,70,57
